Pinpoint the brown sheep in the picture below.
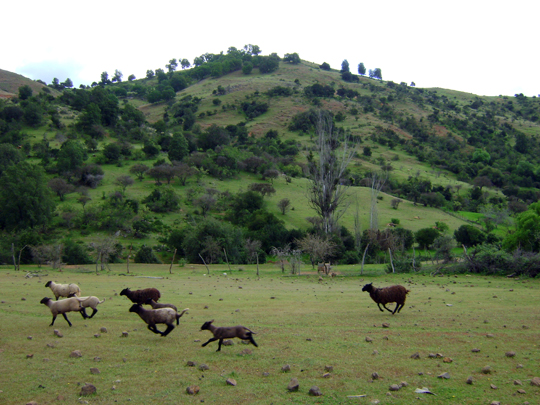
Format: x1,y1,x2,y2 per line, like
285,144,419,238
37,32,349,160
362,283,410,314
120,288,160,304
200,320,258,351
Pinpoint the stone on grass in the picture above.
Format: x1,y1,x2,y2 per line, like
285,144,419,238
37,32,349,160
324,365,333,372
437,372,450,379
410,352,420,359
514,380,522,385
486,333,495,338
517,388,526,394
281,364,291,372
262,372,270,377
365,337,373,343
400,381,408,387
186,385,200,395
27,336,33,340
481,366,492,374
94,334,100,338
100,327,107,333
226,378,237,386
240,349,252,355
466,376,474,385
222,340,234,346
198,364,209,371
517,364,524,369
309,386,322,396
287,378,299,392
26,354,33,359
443,357,453,363
121,331,128,337
372,372,379,380
323,373,331,378
80,383,96,396
90,368,100,374
26,401,38,405
70,350,82,358
505,351,516,357
389,384,400,391
490,384,498,389
530,377,540,386
489,402,500,405
428,353,437,358
471,348,481,353
54,330,63,338
94,357,101,362
382,323,390,328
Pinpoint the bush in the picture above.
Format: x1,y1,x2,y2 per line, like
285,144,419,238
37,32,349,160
62,240,93,265
340,250,359,264
135,245,161,263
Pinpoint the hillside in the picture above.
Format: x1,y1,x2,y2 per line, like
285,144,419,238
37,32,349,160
0,68,53,98
1,49,540,269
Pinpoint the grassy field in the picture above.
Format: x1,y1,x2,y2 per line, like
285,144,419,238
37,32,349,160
1,264,538,404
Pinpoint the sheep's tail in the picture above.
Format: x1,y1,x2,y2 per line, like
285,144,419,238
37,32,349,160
98,299,105,304
246,328,257,334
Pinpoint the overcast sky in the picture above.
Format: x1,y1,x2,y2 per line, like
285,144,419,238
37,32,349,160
4,0,538,97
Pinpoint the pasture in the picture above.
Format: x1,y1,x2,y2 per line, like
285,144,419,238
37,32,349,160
0,264,539,404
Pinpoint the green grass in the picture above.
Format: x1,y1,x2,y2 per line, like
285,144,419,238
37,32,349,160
1,265,539,404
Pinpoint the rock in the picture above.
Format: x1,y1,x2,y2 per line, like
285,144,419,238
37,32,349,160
100,327,107,333
309,386,322,396
428,353,437,358
222,340,234,346
262,372,270,377
46,343,55,348
382,323,390,328
240,349,252,355
466,376,474,385
27,336,32,340
281,364,291,372
410,352,420,359
443,357,453,363
389,384,400,391
514,380,523,385
94,357,101,362
517,389,526,394
70,350,82,358
490,384,497,389
486,333,495,338
400,381,408,387
54,330,63,338
372,372,379,380
80,383,96,396
287,377,299,392
489,402,500,405
94,334,100,338
437,372,450,379
365,337,373,343
471,348,481,353
530,377,540,386
90,368,100,374
481,366,492,374
186,385,200,395
324,365,333,372
505,351,516,357
323,373,331,378
372,350,379,355
121,331,128,337
517,364,524,369
186,361,196,367
382,336,389,340
26,401,38,405
26,354,33,359
198,364,209,371
226,378,237,386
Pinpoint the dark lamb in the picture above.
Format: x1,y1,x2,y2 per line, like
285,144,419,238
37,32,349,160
200,320,258,352
362,283,410,314
120,288,161,304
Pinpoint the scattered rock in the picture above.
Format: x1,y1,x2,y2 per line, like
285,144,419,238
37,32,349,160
287,377,299,392
323,373,331,378
187,361,196,367
365,337,373,343
80,383,96,396
282,364,291,372
437,372,450,379
222,340,234,346
21,297,26,301
410,352,420,359
486,334,495,338
26,401,38,405
505,351,516,357
389,384,400,391
490,384,498,389
530,377,540,386
26,354,33,359
226,378,237,386
70,350,82,358
481,366,492,374
517,364,524,369
372,350,379,355
193,339,201,342
27,336,33,340
400,381,408,387
262,372,270,377
121,331,128,337
514,380,523,385
198,364,209,371
94,334,100,338
93,357,101,362
54,330,63,338
324,365,333,372
466,376,474,385
309,386,322,396
443,357,453,363
490,402,501,405
100,327,107,333
90,368,100,374
382,323,390,328
471,348,481,353
372,372,379,380
428,353,437,358
517,389,526,394
382,336,389,340
186,385,200,395
306,338,312,341
240,349,252,355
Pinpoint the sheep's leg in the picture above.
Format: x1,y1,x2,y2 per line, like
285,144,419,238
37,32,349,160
246,333,258,347
376,303,385,312
89,308,98,318
395,303,404,314
161,324,175,337
80,308,88,319
202,337,218,347
50,315,57,326
217,338,223,352
381,303,393,313
147,325,163,335
62,313,73,327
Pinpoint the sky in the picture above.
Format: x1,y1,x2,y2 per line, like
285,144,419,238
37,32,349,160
4,0,539,97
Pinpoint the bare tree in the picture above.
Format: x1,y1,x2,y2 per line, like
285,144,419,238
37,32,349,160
115,175,135,194
129,163,149,181
306,110,355,234
368,171,388,230
92,236,119,272
194,194,217,216
296,234,337,269
277,198,291,215
248,183,276,197
271,245,290,273
390,198,403,210
244,238,262,264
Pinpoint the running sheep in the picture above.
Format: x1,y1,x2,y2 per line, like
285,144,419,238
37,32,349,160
362,283,410,314
45,281,81,300
128,304,189,336
40,297,86,326
69,295,105,319
120,287,161,304
145,298,177,313
200,320,258,351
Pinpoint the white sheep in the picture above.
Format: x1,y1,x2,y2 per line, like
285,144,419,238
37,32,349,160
45,281,81,300
40,297,86,326
70,296,105,319
129,304,189,337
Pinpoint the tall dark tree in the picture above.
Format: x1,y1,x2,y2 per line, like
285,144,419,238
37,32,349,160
358,63,366,76
168,132,189,162
18,85,33,100
0,162,56,230
341,59,350,73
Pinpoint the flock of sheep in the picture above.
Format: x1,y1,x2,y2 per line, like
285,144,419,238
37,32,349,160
40,280,410,350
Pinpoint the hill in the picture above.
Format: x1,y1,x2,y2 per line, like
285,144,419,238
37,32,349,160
0,68,53,98
1,48,539,269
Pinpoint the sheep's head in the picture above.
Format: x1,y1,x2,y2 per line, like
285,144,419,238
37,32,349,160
200,320,214,331
40,297,51,304
362,283,373,292
120,288,130,296
128,304,141,313
45,281,52,287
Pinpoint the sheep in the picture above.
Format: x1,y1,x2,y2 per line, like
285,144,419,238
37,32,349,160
128,304,189,336
361,283,410,314
120,287,160,304
45,281,81,300
145,298,178,313
69,295,105,319
40,297,86,327
200,320,258,351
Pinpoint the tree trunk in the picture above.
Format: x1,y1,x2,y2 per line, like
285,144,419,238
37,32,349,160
169,248,177,274
361,243,370,275
388,248,395,273
12,243,16,271
256,253,259,279
223,248,231,272
199,253,210,274
17,245,27,271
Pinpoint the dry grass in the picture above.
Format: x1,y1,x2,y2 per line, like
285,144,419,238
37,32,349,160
1,264,539,404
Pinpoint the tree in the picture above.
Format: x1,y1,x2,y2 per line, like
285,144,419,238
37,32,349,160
358,63,366,76
371,68,382,80
168,132,189,162
194,194,217,216
102,143,122,163
100,71,110,85
146,70,155,79
296,234,337,269
180,59,191,69
306,110,355,234
454,224,486,247
242,62,253,75
277,198,291,215
0,162,56,230
284,53,300,64
0,143,23,176
341,59,350,73
56,140,88,175
114,175,134,194
319,62,331,71
62,78,73,88
18,85,33,100
128,74,136,81
166,58,178,74
129,163,149,180
248,183,276,197
48,178,75,201
112,69,123,83
415,228,440,249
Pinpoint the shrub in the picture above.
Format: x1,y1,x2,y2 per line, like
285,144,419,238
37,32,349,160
135,245,161,264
